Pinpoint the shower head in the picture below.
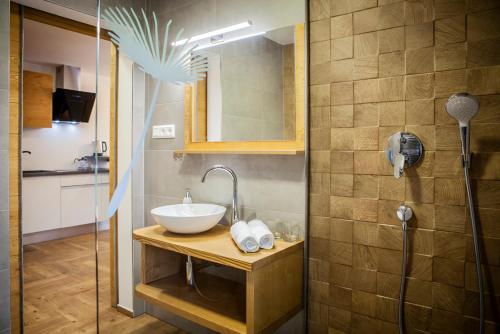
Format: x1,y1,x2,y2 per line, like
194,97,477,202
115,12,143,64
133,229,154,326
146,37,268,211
445,93,479,127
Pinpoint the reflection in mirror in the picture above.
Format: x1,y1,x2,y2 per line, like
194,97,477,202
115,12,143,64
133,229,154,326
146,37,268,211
191,25,297,142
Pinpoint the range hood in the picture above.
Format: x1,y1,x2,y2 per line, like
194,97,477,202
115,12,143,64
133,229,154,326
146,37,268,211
52,65,96,123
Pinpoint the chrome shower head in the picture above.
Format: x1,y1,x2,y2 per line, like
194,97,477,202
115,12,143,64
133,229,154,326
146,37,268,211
445,93,479,127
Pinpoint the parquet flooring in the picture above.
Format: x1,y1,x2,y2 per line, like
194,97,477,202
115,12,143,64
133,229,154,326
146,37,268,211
23,231,185,333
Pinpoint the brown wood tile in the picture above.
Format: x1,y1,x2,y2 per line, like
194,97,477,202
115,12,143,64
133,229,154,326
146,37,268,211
376,247,402,275
331,59,354,82
405,150,435,177
311,40,332,65
434,230,466,260
331,14,353,39
467,66,500,95
430,309,465,333
353,174,379,199
406,47,435,74
405,0,434,24
433,256,465,287
330,218,353,243
330,195,354,220
309,258,330,282
310,193,331,217
379,76,405,101
353,198,378,222
406,202,435,229
353,55,378,80
311,150,331,172
406,277,433,306
435,15,466,45
351,290,377,317
375,295,398,323
330,240,354,266
377,224,403,251
353,221,378,246
354,103,379,127
432,282,466,313
354,127,379,150
310,172,331,195
379,27,405,54
331,151,354,173
405,302,432,331
331,173,354,196
352,268,377,293
311,128,332,151
310,237,331,259
354,32,379,58
331,36,353,60
378,2,405,30
435,42,466,70
467,8,500,42
310,0,330,21
376,271,400,299
330,263,352,288
408,253,433,281
331,81,354,105
331,105,353,128
379,51,405,78
311,216,332,240
378,126,405,150
434,204,466,233
434,151,462,177
354,151,379,175
353,7,379,34
353,244,377,270
354,78,379,103
377,199,400,226
329,284,353,310
434,0,465,19
412,228,434,255
435,69,467,98
311,84,331,107
380,175,406,201
311,62,332,85
331,128,354,151
311,106,331,129
405,22,434,50
328,306,352,332
311,19,331,42
435,177,466,205
435,125,461,150
379,101,405,126
406,73,435,99
470,208,500,239
406,176,435,204
310,279,330,304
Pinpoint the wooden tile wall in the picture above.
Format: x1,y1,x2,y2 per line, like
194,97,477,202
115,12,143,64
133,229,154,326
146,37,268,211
308,0,500,332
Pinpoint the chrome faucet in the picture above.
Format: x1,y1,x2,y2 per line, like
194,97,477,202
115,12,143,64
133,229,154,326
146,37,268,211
201,165,239,225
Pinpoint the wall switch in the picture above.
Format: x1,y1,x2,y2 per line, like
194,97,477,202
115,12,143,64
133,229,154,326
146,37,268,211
152,124,175,139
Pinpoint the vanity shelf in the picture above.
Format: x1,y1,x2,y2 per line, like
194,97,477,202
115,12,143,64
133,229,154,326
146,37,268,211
133,224,304,334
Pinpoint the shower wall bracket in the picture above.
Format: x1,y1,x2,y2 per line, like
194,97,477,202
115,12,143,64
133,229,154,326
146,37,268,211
385,132,424,178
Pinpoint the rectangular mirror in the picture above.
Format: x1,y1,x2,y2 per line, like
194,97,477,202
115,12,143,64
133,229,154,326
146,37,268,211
180,1,305,154
191,24,298,142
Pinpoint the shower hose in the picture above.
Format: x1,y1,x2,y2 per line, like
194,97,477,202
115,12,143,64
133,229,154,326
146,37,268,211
464,165,485,334
399,217,408,334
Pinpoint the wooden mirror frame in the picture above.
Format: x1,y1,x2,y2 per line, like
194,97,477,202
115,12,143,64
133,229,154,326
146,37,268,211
180,23,305,155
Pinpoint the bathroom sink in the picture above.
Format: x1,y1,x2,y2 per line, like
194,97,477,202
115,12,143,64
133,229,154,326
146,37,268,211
151,204,227,234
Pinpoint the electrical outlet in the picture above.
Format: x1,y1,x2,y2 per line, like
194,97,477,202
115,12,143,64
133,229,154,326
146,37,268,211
152,124,175,139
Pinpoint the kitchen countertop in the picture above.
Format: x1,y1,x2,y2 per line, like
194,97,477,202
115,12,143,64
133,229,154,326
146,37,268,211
23,168,109,177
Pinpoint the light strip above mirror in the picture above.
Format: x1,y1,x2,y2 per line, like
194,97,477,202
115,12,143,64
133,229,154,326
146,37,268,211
173,20,253,46
194,31,266,51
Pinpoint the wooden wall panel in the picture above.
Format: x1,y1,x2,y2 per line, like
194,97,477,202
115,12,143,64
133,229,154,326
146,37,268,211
308,1,500,332
9,4,22,334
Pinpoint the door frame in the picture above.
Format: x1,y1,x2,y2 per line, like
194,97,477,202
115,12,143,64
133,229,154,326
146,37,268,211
8,3,118,332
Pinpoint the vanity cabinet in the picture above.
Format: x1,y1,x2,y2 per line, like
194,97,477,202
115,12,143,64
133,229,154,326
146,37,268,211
133,224,303,334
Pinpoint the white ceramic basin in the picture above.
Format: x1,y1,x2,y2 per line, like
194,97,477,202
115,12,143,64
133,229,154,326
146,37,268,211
151,204,227,234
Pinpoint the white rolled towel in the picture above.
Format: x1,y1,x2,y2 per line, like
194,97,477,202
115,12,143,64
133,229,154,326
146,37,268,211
230,220,259,253
248,219,274,250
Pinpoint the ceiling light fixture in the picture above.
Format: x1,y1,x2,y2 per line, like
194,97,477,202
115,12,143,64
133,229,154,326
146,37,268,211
194,31,266,51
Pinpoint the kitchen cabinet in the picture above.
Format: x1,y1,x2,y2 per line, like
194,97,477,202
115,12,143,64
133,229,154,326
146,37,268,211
23,70,53,128
23,176,61,234
23,173,109,234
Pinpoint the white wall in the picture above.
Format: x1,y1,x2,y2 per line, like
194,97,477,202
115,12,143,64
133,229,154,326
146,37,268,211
22,19,111,170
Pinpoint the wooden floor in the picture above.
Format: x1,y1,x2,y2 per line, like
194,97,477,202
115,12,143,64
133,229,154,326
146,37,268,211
23,231,185,334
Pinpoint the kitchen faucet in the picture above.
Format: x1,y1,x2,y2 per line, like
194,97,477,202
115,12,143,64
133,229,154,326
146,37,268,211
201,165,239,225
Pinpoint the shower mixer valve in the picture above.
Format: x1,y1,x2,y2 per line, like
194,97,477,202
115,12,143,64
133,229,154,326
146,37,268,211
385,132,424,178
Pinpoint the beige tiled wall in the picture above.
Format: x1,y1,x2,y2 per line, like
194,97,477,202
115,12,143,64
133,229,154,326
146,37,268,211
308,0,500,333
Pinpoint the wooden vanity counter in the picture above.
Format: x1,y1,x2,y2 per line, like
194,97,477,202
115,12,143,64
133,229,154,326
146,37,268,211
133,224,304,334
